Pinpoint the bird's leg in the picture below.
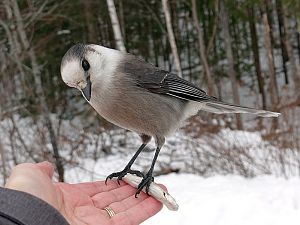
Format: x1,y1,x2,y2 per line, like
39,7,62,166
105,135,151,184
105,143,146,184
135,136,165,197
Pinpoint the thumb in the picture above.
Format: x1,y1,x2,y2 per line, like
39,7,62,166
36,161,55,179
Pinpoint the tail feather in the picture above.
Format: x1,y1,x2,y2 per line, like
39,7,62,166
203,102,280,117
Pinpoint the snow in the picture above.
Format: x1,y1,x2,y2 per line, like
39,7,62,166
63,126,300,183
1,115,300,224
142,174,300,225
64,158,300,225
62,136,300,225
66,164,300,225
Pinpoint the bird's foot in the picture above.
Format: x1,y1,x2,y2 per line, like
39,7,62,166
105,168,144,185
135,172,154,198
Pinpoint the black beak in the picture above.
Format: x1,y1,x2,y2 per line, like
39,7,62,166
81,75,92,101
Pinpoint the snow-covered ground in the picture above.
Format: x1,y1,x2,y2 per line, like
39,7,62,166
65,154,300,225
66,164,300,225
144,174,300,225
1,115,300,224
1,113,299,181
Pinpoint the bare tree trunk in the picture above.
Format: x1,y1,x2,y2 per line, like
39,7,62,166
206,0,219,55
2,0,26,96
106,0,126,52
262,3,279,111
247,6,267,110
262,2,280,130
220,0,243,130
282,4,300,94
162,0,182,77
119,0,126,43
184,10,193,81
296,0,300,65
191,0,216,96
10,0,65,181
276,0,289,84
83,0,97,42
296,18,300,64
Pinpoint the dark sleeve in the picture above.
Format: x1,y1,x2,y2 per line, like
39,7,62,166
0,187,69,225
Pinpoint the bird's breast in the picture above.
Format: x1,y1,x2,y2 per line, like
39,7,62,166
89,81,187,137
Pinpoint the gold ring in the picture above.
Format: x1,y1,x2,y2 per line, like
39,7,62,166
104,206,116,218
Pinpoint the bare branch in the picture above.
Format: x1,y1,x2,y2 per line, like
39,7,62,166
162,0,182,77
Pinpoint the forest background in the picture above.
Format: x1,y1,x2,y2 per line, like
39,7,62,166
0,0,299,183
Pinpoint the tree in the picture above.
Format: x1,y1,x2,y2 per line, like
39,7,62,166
7,0,65,181
276,0,289,84
220,0,243,129
162,0,182,77
282,2,300,94
83,0,97,43
262,1,279,111
247,5,267,110
106,0,126,52
191,0,217,96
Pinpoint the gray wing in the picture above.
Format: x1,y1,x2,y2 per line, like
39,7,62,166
116,55,280,118
119,55,217,102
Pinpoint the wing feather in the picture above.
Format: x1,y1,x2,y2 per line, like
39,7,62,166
163,74,217,101
119,56,216,102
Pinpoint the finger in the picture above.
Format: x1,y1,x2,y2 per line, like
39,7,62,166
73,180,127,197
107,182,168,213
92,184,138,209
36,161,54,178
111,197,163,225
108,191,149,213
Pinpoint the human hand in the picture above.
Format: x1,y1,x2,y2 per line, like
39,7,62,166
5,162,163,225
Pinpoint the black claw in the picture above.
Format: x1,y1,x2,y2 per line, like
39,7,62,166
129,169,145,178
105,176,111,185
105,172,119,185
105,168,145,186
135,173,154,197
135,191,140,198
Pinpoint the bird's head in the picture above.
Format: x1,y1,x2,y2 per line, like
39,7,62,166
60,43,122,101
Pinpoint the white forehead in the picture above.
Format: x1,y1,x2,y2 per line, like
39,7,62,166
61,60,82,86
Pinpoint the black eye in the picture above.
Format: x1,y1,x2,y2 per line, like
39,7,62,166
82,59,90,71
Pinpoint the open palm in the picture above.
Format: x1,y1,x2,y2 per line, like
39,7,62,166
5,162,163,225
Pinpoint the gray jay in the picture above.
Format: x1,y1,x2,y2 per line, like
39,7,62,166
60,43,280,196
